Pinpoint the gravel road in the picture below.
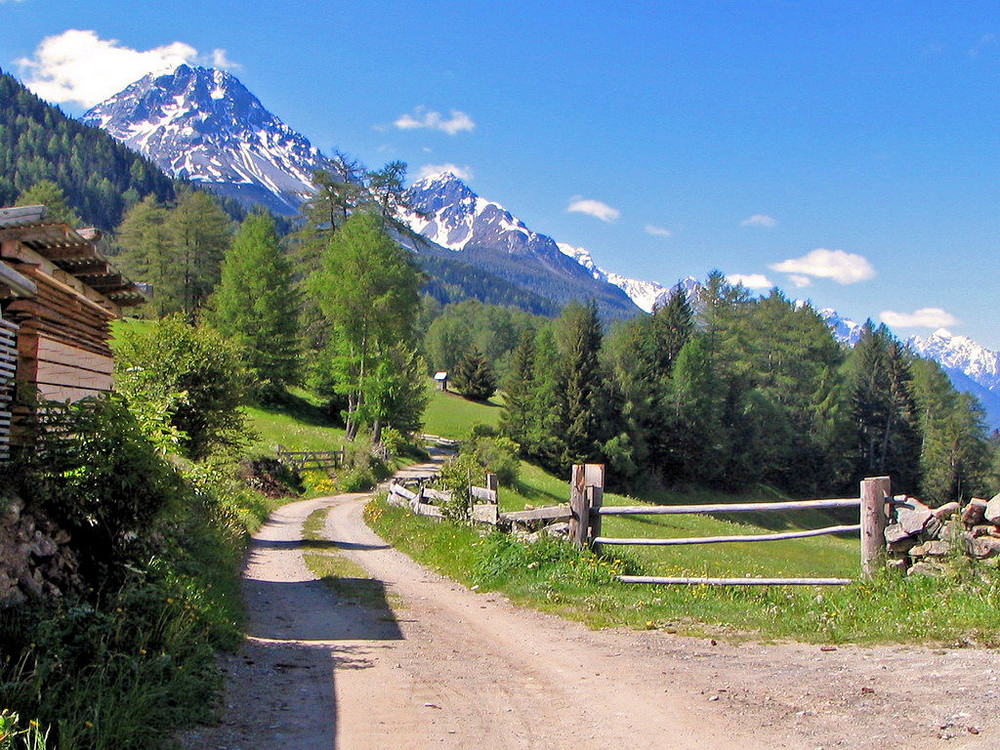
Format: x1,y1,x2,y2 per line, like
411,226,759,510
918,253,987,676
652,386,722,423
178,481,1000,750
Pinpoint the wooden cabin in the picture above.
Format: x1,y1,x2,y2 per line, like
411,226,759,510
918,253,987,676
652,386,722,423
0,205,144,459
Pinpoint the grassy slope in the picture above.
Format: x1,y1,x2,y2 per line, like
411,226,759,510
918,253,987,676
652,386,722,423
243,387,346,454
367,388,1000,644
422,389,501,439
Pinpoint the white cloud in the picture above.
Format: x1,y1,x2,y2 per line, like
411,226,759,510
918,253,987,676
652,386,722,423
417,163,474,181
394,106,475,135
727,273,773,290
16,29,239,107
567,197,620,223
645,224,672,237
770,248,876,285
741,214,777,228
879,308,959,329
788,274,813,288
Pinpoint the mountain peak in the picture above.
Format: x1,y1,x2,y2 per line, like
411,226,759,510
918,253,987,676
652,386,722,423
83,65,335,215
415,170,466,187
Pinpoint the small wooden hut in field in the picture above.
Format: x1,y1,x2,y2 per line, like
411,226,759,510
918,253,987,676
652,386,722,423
0,205,144,459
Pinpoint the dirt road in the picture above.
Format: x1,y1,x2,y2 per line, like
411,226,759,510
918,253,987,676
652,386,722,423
179,487,1000,750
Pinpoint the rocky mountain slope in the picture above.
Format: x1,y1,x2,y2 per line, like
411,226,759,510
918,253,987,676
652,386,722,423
83,65,335,215
402,172,641,318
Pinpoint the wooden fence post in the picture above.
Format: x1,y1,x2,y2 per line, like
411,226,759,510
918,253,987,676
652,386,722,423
860,476,891,579
569,464,588,548
585,464,604,553
485,472,498,498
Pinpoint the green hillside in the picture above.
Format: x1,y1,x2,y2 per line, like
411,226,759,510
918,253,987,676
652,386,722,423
0,69,176,229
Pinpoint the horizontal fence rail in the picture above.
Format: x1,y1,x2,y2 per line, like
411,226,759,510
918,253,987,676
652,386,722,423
619,576,854,586
573,468,891,586
596,498,861,516
594,523,862,546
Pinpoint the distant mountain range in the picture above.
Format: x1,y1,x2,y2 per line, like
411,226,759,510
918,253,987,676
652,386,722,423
403,173,641,318
82,64,1000,429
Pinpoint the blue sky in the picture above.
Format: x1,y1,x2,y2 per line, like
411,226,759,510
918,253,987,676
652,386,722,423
2,0,999,347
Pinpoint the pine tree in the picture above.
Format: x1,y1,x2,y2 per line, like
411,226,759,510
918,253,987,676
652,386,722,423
451,347,498,402
499,331,536,450
209,213,299,398
845,322,922,492
556,300,604,466
911,358,990,503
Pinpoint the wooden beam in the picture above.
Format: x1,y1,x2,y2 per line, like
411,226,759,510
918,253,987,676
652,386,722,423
502,505,572,523
597,498,861,515
619,576,853,586
594,524,861,546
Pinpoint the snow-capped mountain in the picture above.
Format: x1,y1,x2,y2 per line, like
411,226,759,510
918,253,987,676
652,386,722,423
819,311,1000,429
83,65,335,215
908,329,1000,392
819,308,865,347
403,172,641,318
556,242,672,312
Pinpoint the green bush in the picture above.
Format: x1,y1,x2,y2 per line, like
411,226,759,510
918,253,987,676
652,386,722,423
334,438,389,493
14,396,181,587
462,425,520,486
113,316,249,460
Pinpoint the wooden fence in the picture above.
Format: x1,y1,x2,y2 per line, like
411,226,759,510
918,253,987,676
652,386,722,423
419,433,460,451
568,465,892,584
388,472,501,524
275,446,345,472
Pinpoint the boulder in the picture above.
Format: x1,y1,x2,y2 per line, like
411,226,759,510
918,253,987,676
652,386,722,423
887,536,919,553
907,561,944,577
933,502,961,521
910,540,951,557
923,516,944,540
885,524,914,544
895,496,936,536
968,536,1000,560
985,494,1000,525
962,498,988,527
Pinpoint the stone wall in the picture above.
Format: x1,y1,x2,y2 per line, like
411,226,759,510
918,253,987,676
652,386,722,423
0,494,82,604
885,494,1000,576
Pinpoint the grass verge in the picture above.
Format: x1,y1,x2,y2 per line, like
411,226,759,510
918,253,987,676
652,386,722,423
366,461,1000,646
300,507,397,611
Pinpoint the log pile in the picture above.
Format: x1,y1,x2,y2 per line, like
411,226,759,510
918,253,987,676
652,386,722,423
0,494,82,604
885,494,1000,576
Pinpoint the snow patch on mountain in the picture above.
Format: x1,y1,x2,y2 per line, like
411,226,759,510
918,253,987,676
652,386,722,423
555,242,670,312
908,329,1000,392
403,172,546,254
819,308,865,347
83,65,335,214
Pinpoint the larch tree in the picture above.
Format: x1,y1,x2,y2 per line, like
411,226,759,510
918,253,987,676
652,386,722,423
209,212,299,398
114,195,178,318
16,179,82,226
308,212,423,440
167,189,231,317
